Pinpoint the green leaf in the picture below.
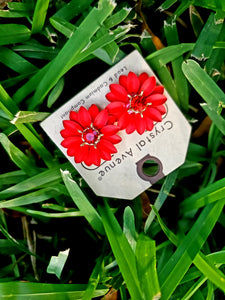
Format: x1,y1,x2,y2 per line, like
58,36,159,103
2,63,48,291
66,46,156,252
180,177,225,212
11,111,49,124
0,282,108,299
154,206,225,294
0,170,27,187
31,0,50,34
191,13,224,61
47,77,64,108
0,223,42,260
47,248,70,279
1,73,34,89
52,0,95,22
10,206,82,220
193,252,225,294
135,234,161,300
0,186,67,208
50,17,76,38
182,59,225,110
144,169,178,233
146,43,194,102
0,162,72,200
186,142,208,162
0,24,31,46
0,133,38,176
0,239,23,255
172,1,191,19
0,84,19,116
98,200,143,300
82,255,104,300
0,2,34,18
158,200,225,299
61,170,104,235
123,206,137,252
164,18,189,111
189,5,204,37
104,6,132,28
13,43,58,60
30,0,116,109
178,160,202,179
193,0,225,11
201,103,225,135
180,274,207,300
146,43,195,68
15,123,57,169
13,24,127,106
0,47,38,74
206,23,225,79
158,0,178,11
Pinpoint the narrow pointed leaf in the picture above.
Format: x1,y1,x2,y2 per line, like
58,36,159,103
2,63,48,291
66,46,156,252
61,170,104,235
99,201,143,300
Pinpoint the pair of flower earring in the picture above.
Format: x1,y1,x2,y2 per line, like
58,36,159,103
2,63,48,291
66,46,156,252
60,71,167,166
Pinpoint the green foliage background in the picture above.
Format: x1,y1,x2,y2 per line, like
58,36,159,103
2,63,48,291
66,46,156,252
0,0,225,299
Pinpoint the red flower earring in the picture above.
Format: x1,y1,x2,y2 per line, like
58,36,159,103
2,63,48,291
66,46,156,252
60,72,167,166
105,71,167,134
60,104,122,166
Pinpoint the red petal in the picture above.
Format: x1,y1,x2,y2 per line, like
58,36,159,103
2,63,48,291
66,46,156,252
88,104,99,121
101,125,120,136
98,148,112,161
98,139,117,154
109,84,128,102
146,94,167,106
145,117,154,131
78,106,92,127
135,115,146,135
139,72,149,86
74,145,89,163
62,120,83,132
127,72,140,94
146,107,162,122
70,111,79,122
93,109,108,129
152,85,164,95
61,136,82,148
107,114,117,124
119,75,128,89
125,114,136,134
106,134,122,144
106,101,126,115
60,128,79,138
67,144,81,156
126,122,136,134
86,147,101,166
156,104,167,114
118,113,130,129
106,92,121,102
140,76,156,97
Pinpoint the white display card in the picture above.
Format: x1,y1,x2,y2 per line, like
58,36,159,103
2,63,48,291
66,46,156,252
41,50,191,199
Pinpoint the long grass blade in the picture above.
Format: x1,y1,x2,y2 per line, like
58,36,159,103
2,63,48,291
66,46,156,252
0,24,31,46
0,47,38,74
30,0,116,109
61,170,104,235
158,200,225,299
0,133,38,176
135,234,161,300
180,177,225,212
31,0,50,34
144,169,178,233
0,282,108,299
99,200,143,300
